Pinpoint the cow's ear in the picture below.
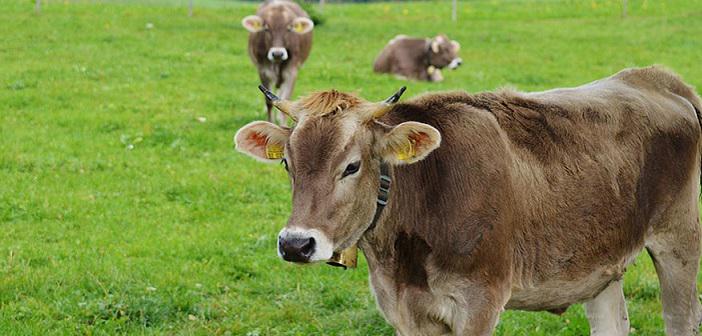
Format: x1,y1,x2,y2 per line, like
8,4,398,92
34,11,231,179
242,15,264,33
431,39,440,53
431,35,446,53
451,40,460,52
290,17,314,34
378,122,441,165
235,121,291,163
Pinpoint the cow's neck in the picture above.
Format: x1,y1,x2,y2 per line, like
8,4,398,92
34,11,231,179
359,160,435,267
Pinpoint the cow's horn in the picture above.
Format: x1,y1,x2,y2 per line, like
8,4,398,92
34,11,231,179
384,86,406,104
372,86,407,119
258,85,296,120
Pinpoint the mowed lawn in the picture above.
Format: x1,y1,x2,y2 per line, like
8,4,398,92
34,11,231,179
2,0,702,334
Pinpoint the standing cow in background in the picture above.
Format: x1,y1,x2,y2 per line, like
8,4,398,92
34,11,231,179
242,0,313,125
373,34,462,82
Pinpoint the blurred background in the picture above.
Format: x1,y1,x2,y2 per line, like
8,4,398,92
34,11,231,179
1,0,701,334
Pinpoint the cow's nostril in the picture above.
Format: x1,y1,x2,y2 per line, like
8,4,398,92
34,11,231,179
300,237,315,257
279,236,315,262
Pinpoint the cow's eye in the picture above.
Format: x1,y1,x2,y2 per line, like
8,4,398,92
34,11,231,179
342,161,360,178
281,158,289,172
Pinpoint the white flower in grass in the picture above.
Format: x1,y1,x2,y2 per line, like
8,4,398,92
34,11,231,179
146,23,154,29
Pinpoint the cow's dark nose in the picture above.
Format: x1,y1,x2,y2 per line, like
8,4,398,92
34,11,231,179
271,50,285,58
279,236,315,262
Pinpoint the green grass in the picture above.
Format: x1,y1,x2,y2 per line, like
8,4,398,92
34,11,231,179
1,0,702,334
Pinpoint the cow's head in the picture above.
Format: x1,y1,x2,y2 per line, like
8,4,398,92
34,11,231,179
235,87,441,263
429,34,462,70
241,5,314,63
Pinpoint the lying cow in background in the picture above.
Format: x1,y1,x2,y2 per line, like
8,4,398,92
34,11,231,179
373,34,462,82
235,66,702,335
242,0,313,125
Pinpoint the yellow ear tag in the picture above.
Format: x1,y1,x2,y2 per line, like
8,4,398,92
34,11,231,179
266,144,284,159
395,140,416,161
292,22,305,33
427,65,436,75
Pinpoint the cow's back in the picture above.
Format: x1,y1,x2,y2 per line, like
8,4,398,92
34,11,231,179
373,37,428,79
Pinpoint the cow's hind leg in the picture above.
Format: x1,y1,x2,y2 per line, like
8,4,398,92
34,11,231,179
584,280,629,336
646,208,702,335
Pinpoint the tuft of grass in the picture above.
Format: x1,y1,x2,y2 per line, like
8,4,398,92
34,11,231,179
1,0,702,334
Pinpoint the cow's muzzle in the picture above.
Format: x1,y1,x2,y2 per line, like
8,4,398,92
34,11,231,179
448,57,463,70
277,227,334,263
267,47,289,61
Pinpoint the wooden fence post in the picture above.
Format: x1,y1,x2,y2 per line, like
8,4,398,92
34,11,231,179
189,0,193,17
35,0,41,14
622,0,628,18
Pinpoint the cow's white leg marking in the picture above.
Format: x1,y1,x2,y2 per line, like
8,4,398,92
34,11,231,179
278,227,333,261
584,280,629,336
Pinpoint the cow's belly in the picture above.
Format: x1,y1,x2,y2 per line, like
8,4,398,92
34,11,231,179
505,248,640,311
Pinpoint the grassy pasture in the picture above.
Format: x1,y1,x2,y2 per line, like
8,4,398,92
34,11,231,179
1,0,702,334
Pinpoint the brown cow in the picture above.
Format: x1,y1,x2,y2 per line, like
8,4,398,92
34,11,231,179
242,0,313,125
373,34,462,82
234,66,702,335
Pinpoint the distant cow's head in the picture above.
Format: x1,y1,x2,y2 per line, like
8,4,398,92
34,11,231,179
429,34,462,70
235,87,441,263
242,4,314,62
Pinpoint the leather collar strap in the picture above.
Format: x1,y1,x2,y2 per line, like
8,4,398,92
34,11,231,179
425,39,433,67
367,163,391,232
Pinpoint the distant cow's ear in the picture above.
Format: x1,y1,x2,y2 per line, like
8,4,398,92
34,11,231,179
290,17,314,34
431,35,447,53
451,40,460,51
242,15,264,33
379,122,441,165
235,121,291,163
431,39,440,53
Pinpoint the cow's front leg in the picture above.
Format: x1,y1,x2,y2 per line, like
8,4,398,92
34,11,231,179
389,286,451,336
258,71,275,123
393,286,504,336
277,67,299,125
369,270,450,336
453,307,502,336
451,290,506,336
